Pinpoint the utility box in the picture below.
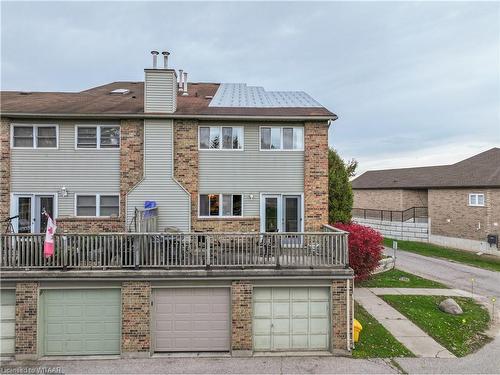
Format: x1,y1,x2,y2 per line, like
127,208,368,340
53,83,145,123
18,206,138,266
487,234,498,248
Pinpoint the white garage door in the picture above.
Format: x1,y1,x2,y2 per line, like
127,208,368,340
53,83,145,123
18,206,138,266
253,287,330,351
0,290,15,357
153,288,230,352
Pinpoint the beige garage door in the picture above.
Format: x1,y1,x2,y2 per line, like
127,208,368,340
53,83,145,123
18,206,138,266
153,288,230,352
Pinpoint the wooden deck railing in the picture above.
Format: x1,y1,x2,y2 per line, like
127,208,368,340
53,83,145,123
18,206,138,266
0,228,348,270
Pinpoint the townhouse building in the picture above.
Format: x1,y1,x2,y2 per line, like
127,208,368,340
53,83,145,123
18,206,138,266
0,52,352,359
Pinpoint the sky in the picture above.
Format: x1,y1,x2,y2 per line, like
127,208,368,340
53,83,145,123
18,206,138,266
1,1,499,176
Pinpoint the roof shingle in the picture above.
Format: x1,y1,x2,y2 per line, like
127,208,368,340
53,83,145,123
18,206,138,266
351,148,500,189
1,82,336,119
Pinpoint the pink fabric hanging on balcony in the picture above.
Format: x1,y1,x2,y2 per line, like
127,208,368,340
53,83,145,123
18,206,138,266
44,214,57,258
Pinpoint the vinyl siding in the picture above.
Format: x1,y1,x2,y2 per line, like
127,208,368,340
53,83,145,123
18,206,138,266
199,123,304,216
144,70,177,113
126,119,190,232
11,120,120,217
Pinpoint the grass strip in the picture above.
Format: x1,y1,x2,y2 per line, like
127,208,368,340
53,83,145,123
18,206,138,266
353,302,414,358
357,268,448,289
382,295,491,357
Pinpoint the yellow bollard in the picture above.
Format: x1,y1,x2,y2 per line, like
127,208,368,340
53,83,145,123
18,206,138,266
353,319,363,343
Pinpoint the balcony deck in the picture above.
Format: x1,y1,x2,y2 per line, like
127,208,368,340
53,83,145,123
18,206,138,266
0,225,349,276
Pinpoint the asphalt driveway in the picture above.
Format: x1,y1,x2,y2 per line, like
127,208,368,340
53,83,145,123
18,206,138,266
384,246,499,298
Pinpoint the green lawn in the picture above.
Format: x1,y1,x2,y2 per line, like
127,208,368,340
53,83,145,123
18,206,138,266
383,238,500,272
382,295,491,357
357,268,448,289
353,302,414,358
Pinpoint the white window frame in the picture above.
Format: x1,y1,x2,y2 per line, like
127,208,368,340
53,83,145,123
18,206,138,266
74,193,120,217
74,124,121,150
259,126,304,151
468,193,485,207
198,193,244,218
198,125,244,151
10,124,59,149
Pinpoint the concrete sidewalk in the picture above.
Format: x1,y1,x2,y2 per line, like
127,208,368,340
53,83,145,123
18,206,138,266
355,288,455,358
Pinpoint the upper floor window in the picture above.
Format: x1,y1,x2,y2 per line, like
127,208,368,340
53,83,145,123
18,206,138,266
76,125,120,149
12,125,58,148
468,193,485,207
199,126,243,150
76,194,119,217
199,194,242,217
260,126,303,150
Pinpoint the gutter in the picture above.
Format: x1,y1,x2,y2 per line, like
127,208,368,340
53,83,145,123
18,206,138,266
1,112,338,122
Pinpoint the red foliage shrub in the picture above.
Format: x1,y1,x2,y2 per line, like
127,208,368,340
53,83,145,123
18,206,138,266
334,222,383,281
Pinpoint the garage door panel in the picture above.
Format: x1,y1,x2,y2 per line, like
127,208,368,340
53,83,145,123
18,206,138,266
292,334,308,348
292,318,308,333
273,288,290,300
311,318,329,334
154,288,230,352
253,287,330,352
254,288,271,300
310,288,330,299
310,334,328,349
254,301,271,317
0,290,15,357
273,302,290,317
0,305,15,320
0,321,14,337
0,338,15,355
273,319,290,333
254,335,271,350
292,302,308,316
291,288,308,299
273,335,290,350
310,301,329,316
42,289,121,356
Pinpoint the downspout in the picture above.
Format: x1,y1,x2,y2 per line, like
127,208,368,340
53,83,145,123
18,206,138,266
346,279,351,351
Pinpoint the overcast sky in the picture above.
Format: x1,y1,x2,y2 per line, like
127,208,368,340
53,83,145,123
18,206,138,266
1,1,499,175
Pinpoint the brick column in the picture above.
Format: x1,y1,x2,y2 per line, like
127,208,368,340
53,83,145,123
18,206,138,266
15,282,38,360
304,121,329,231
231,281,253,356
331,279,353,352
0,117,10,223
173,119,199,226
120,119,144,230
121,281,151,358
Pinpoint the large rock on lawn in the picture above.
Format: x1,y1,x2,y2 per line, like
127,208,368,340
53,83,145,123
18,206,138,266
439,298,463,315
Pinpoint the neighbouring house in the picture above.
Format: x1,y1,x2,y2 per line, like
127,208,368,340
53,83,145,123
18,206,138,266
0,51,353,359
351,148,500,255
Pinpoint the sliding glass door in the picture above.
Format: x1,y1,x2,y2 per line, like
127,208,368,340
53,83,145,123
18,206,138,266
261,194,302,235
12,194,55,233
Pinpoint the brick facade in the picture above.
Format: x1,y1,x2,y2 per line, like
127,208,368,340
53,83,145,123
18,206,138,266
0,117,10,223
121,281,151,356
120,119,144,227
15,282,38,359
429,188,500,241
331,279,352,351
304,122,329,231
231,281,253,352
353,189,428,211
